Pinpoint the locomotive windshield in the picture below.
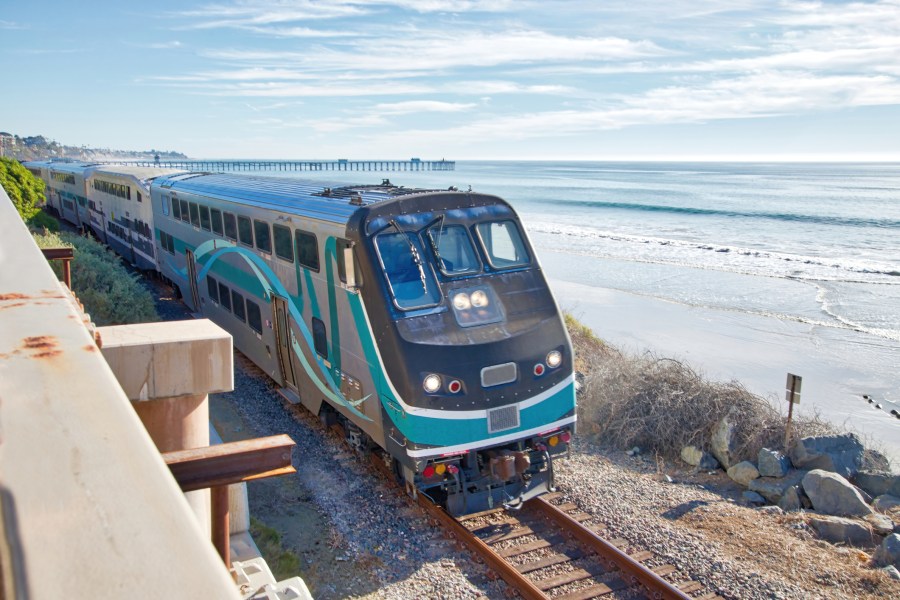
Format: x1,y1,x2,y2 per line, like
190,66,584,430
426,224,481,275
475,220,530,268
374,231,442,310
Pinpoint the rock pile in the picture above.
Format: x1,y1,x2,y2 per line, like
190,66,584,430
681,432,900,571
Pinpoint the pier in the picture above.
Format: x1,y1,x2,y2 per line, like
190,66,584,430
101,158,455,172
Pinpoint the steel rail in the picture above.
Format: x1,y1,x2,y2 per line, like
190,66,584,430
530,496,693,600
415,493,549,600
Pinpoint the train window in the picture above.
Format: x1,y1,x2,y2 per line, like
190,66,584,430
179,200,189,223
238,216,253,246
137,191,142,203
218,282,232,312
232,290,246,322
246,300,263,334
224,212,237,240
312,317,327,359
207,276,219,303
211,209,224,236
162,196,171,217
254,220,272,254
273,224,293,263
295,230,319,271
189,203,200,228
426,224,481,275
476,221,530,269
374,232,440,310
200,206,211,231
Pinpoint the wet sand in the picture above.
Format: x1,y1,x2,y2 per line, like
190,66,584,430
548,277,900,464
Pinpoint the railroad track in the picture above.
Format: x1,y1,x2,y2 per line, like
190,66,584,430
416,489,722,600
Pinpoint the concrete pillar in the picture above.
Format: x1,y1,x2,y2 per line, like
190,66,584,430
98,319,233,538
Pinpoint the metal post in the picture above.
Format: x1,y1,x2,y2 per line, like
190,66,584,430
784,373,801,450
211,486,230,566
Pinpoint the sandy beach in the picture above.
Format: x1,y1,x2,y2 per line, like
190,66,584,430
546,265,900,464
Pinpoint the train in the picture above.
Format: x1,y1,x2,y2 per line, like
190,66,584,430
23,159,577,515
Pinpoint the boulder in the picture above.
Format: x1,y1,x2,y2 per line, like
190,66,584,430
873,533,900,568
882,565,900,581
710,412,740,469
727,461,760,487
873,494,900,513
808,515,874,547
743,491,766,506
802,469,873,517
680,446,720,470
778,486,803,512
758,448,791,478
748,470,807,504
854,472,900,499
864,513,896,537
789,433,865,478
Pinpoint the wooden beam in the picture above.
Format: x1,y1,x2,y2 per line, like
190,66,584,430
40,247,75,261
162,434,295,492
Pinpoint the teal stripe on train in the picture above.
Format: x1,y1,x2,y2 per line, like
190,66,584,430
346,294,576,448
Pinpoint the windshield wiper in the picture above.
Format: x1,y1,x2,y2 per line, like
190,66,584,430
425,214,445,266
389,220,429,294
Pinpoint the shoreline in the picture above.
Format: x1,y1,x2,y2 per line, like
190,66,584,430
547,275,900,464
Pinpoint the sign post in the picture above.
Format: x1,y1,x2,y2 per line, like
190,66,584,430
784,373,802,450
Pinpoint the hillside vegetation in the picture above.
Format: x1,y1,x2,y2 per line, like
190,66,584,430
32,229,158,326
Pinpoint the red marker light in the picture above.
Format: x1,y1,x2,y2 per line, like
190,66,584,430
534,363,545,377
448,380,462,394
560,431,572,443
447,464,459,474
423,465,436,478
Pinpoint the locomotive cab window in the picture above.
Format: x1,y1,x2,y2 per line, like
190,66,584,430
224,212,237,240
427,223,481,275
189,203,200,228
476,220,530,269
312,317,328,359
238,216,253,247
200,205,211,231
374,232,440,310
211,209,224,236
336,239,362,287
295,230,319,271
274,224,294,262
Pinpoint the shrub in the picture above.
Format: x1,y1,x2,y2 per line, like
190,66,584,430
566,314,835,463
32,230,158,325
28,209,60,232
0,157,45,221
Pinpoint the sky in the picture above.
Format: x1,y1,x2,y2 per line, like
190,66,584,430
2,0,900,160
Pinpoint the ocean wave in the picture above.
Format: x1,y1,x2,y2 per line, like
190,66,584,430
528,223,900,281
543,199,900,229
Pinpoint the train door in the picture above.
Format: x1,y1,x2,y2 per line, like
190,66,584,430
185,249,201,311
272,295,298,390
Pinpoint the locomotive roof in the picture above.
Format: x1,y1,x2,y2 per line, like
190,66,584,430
153,172,455,225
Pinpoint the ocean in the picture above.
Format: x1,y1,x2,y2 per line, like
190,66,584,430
245,161,900,461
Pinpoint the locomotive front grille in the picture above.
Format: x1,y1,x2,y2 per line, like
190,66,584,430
487,405,520,434
481,362,517,388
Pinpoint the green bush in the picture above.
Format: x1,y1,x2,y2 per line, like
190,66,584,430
32,230,158,326
0,157,45,221
28,209,60,232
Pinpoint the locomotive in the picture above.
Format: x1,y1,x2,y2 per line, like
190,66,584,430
25,162,576,515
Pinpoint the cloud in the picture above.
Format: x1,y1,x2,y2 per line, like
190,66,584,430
372,100,477,114
0,20,26,30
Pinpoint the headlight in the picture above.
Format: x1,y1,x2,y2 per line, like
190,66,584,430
470,289,489,307
423,374,442,393
452,292,471,310
546,350,562,368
